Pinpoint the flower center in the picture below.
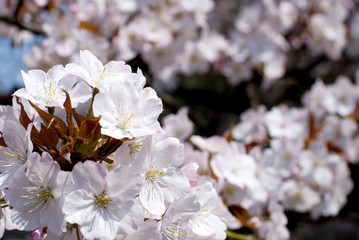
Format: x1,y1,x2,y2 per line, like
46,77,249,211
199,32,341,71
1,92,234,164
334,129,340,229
116,113,135,131
44,81,62,104
129,141,143,155
35,186,55,203
95,191,111,208
145,169,163,182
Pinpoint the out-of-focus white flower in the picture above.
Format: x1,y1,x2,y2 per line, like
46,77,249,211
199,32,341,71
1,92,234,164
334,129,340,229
211,141,260,189
319,115,357,150
178,41,209,75
298,142,341,187
264,105,307,140
221,59,252,86
308,14,346,60
269,138,304,178
302,79,330,118
182,142,210,175
322,76,359,117
278,180,321,212
235,3,263,34
256,196,289,240
232,105,267,144
190,135,229,154
310,159,353,219
162,107,194,142
197,31,227,62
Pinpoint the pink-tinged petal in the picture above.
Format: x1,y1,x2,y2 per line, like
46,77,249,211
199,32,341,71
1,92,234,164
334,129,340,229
181,163,201,188
30,228,47,240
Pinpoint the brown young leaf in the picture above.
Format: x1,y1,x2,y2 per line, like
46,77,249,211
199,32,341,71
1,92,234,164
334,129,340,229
0,137,7,147
73,108,86,126
79,117,101,139
39,124,59,150
16,97,33,129
28,101,69,136
63,90,75,137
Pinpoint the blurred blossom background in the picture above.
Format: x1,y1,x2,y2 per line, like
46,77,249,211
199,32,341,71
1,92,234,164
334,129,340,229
2,0,359,239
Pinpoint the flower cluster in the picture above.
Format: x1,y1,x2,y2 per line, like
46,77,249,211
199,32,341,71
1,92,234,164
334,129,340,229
0,50,237,240
161,74,359,239
1,0,359,89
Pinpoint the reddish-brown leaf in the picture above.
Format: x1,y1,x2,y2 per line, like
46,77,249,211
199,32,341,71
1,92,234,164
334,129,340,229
29,101,69,136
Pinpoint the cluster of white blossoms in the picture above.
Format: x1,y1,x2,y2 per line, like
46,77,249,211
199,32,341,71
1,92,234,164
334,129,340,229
0,50,240,240
0,49,358,240
161,75,359,239
2,0,359,89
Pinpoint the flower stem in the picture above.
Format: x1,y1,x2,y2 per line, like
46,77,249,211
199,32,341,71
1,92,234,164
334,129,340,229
87,88,99,117
75,224,81,240
226,230,260,240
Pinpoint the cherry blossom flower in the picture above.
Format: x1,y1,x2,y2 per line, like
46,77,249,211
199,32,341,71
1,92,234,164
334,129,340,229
162,107,194,142
160,194,200,240
210,141,259,189
256,196,289,240
4,152,71,236
264,105,307,140
13,65,92,109
63,161,143,240
0,120,33,188
130,134,190,216
322,76,359,117
188,182,227,239
66,50,145,92
278,180,321,213
232,105,267,144
92,83,163,140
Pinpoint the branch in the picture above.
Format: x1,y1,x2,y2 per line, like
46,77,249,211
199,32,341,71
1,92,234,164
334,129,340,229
0,16,45,35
